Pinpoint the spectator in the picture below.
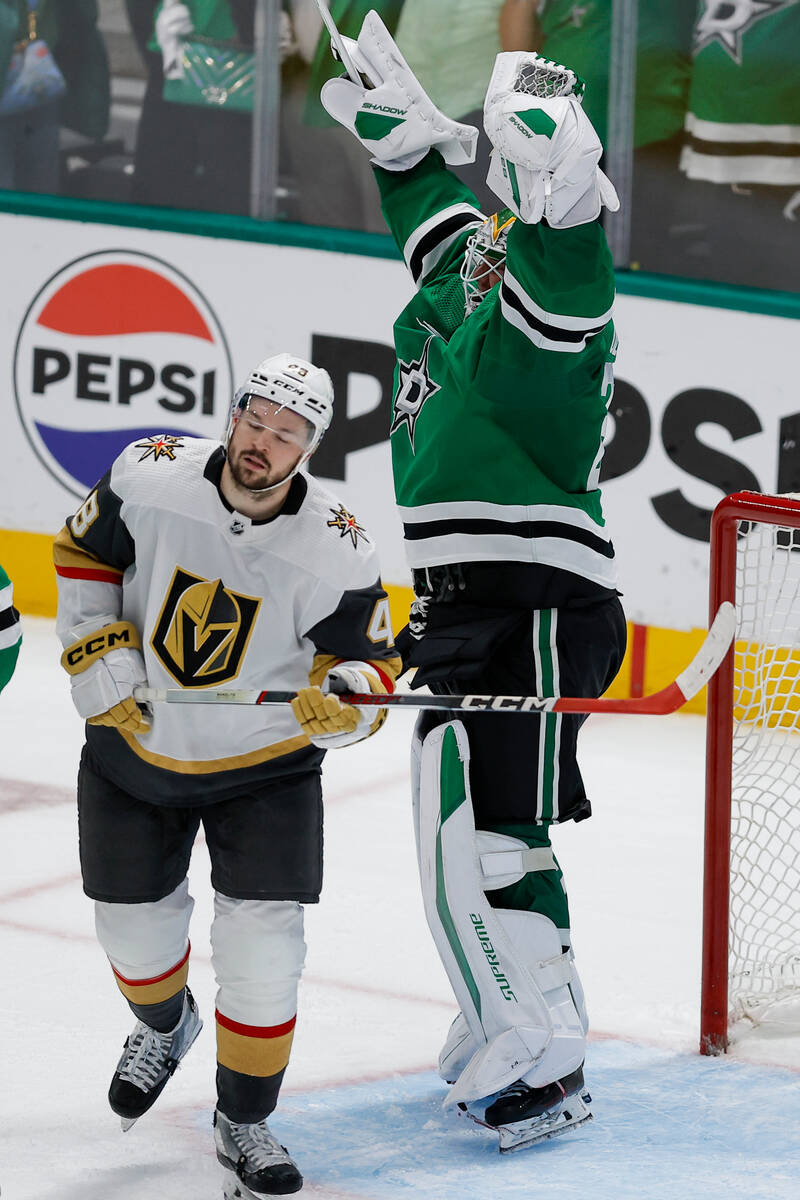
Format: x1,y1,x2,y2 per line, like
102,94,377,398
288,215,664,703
291,0,404,230
130,0,256,213
533,1,697,275
0,0,109,193
676,0,800,291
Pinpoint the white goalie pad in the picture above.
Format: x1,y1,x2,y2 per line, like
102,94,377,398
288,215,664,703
414,720,586,1107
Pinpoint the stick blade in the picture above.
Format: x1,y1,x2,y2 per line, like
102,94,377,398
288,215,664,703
675,600,736,703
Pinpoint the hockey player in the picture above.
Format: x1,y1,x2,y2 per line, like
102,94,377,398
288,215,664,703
0,563,22,694
320,15,626,1150
54,353,401,1196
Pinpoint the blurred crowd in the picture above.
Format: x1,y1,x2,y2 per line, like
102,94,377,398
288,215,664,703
0,1,797,291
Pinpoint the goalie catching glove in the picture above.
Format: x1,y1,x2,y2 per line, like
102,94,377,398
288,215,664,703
60,621,150,734
319,10,478,172
292,662,388,749
483,52,619,228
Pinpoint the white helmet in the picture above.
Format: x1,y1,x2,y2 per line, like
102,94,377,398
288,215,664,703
224,353,333,492
225,353,333,451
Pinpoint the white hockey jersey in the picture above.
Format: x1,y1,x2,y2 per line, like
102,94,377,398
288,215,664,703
54,436,400,804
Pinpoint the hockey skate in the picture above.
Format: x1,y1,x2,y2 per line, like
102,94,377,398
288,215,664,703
476,1064,593,1152
214,1108,303,1197
108,987,202,1131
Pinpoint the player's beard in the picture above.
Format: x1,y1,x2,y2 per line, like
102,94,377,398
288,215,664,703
228,444,276,492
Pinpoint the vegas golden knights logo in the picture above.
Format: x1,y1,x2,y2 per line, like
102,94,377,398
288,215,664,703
151,568,261,688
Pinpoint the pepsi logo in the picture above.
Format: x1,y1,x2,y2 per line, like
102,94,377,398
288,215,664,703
14,250,234,497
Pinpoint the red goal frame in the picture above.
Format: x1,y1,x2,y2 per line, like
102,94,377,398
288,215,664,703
702,490,800,1054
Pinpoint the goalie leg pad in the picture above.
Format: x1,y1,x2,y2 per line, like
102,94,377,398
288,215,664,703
439,940,587,1086
415,720,586,1106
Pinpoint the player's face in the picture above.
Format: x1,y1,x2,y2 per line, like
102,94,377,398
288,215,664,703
476,258,505,296
228,397,313,490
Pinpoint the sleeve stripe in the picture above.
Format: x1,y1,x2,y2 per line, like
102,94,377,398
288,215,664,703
0,621,21,650
503,267,615,331
685,114,800,145
405,204,484,285
53,525,123,583
55,565,123,584
501,276,610,353
0,604,20,632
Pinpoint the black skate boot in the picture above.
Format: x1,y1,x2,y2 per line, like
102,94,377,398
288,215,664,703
483,1064,592,1150
108,987,202,1131
214,1108,303,1197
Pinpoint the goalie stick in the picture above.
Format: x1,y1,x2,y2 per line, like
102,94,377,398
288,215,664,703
313,0,363,86
135,602,735,717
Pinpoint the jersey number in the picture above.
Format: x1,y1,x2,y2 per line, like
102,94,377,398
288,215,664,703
70,490,100,539
367,597,394,647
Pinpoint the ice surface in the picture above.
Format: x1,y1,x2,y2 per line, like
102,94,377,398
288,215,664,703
1,618,798,1199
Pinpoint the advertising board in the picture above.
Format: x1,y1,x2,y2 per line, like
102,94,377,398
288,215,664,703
1,211,797,635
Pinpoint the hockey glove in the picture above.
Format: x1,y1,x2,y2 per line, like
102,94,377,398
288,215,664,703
61,621,150,733
483,52,619,228
292,662,388,749
155,0,194,80
88,696,150,734
320,10,478,172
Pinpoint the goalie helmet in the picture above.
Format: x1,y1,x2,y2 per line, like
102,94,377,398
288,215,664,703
460,209,517,314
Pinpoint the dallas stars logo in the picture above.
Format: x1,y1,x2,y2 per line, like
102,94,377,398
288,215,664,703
693,0,793,63
327,505,368,550
390,332,441,453
135,435,184,462
567,4,591,28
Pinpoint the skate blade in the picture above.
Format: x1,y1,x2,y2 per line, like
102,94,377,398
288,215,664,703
458,1090,593,1153
497,1091,594,1153
120,1115,138,1133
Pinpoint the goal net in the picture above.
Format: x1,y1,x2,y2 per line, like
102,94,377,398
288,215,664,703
702,491,800,1053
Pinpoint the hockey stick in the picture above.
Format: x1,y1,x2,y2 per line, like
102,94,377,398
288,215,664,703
135,602,735,717
313,0,363,85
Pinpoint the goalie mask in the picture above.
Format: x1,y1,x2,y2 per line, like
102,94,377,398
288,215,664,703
224,353,333,493
461,209,517,315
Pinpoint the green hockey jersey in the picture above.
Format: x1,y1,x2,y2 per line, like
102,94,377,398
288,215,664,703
538,0,696,148
682,0,800,184
0,563,22,694
374,151,618,591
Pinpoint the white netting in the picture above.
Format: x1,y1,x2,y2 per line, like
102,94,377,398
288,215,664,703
513,57,584,102
729,517,800,1023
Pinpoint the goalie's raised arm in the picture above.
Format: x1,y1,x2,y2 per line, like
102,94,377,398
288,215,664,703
319,10,478,171
483,51,619,228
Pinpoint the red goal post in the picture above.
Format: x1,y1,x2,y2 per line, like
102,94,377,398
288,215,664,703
702,491,800,1054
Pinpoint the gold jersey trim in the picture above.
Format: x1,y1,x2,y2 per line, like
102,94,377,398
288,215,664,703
117,728,311,775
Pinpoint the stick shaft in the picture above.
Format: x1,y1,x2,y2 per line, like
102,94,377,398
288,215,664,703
313,0,362,84
135,602,735,717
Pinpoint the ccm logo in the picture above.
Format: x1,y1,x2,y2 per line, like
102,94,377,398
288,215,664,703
66,626,132,668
